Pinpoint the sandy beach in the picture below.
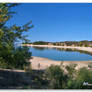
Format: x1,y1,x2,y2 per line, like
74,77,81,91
30,56,92,70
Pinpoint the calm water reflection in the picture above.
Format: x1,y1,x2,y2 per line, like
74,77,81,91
29,47,92,61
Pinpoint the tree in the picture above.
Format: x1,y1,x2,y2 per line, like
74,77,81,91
0,3,33,69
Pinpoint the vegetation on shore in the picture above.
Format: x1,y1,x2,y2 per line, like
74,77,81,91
1,63,92,89
44,64,92,89
23,40,92,47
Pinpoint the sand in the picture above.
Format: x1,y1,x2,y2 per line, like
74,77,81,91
23,44,92,53
30,56,92,70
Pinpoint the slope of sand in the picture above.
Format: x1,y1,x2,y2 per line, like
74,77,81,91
30,56,92,70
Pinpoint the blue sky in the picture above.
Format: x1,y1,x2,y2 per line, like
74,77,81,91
7,3,92,42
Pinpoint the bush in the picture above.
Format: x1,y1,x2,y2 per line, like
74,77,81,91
88,63,92,69
66,67,92,89
74,67,92,89
65,64,77,78
0,46,31,69
45,65,68,89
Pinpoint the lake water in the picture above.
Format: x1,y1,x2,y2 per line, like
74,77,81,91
29,47,92,61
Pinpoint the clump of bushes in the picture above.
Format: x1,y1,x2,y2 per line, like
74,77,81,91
45,65,68,89
43,64,92,89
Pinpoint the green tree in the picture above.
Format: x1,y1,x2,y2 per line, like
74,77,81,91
0,3,33,69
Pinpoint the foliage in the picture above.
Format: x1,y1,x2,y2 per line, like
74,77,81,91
30,40,92,47
45,65,68,89
88,63,92,69
72,67,92,89
65,64,77,78
33,41,49,45
44,64,92,89
0,3,33,69
65,66,92,89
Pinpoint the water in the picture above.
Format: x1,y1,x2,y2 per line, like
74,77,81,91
29,47,92,61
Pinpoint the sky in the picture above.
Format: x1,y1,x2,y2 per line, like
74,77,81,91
7,3,92,42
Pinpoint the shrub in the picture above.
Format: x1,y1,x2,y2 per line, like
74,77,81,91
67,67,92,89
65,64,77,78
88,63,92,69
75,67,92,89
45,65,68,89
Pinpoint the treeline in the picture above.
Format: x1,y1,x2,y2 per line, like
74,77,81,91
26,40,92,47
32,41,49,45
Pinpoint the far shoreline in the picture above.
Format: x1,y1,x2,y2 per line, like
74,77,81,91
22,44,92,53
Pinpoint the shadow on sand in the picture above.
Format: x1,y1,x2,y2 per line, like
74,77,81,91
0,69,44,89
